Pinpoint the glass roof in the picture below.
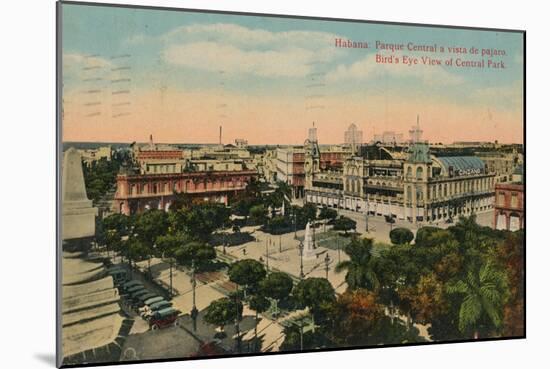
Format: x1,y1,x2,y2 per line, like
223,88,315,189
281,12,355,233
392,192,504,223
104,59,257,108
436,156,486,172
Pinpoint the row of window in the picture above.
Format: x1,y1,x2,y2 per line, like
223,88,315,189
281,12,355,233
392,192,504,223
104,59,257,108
406,177,494,202
126,179,245,195
497,191,520,208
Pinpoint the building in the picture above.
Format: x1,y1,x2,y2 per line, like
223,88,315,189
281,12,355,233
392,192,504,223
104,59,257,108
79,146,112,167
276,147,306,198
234,138,248,148
494,165,524,231
476,150,520,183
344,123,363,153
372,131,405,145
114,169,257,215
276,145,348,199
305,140,497,224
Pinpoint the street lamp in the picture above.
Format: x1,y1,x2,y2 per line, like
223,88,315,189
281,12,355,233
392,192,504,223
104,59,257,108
365,197,370,232
336,237,341,263
324,253,330,280
169,257,173,299
293,208,298,240
265,238,270,271
234,292,242,354
298,241,304,279
190,259,198,332
279,235,282,253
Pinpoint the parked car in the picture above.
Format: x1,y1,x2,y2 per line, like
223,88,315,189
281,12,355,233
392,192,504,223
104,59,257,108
138,297,165,316
149,307,180,330
130,289,150,301
143,296,164,307
135,293,158,307
126,284,146,295
142,300,173,319
122,281,143,294
149,300,172,311
108,267,128,285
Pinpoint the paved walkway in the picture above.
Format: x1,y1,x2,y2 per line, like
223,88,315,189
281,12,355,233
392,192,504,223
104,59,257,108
220,227,349,294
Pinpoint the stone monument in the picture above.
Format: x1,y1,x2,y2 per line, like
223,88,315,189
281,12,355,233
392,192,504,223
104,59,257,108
62,148,98,244
303,221,316,259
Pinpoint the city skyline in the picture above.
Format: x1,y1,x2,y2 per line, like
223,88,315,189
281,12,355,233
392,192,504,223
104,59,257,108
62,4,524,145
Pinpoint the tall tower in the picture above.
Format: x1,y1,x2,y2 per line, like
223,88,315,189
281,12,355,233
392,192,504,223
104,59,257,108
409,115,424,144
404,131,431,224
304,122,321,189
344,123,363,155
148,134,156,150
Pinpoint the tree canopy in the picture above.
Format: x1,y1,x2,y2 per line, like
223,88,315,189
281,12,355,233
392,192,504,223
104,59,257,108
203,297,243,330
228,259,267,290
389,227,414,245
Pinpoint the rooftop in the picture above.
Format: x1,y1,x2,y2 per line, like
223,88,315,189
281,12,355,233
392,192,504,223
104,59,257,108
436,156,486,174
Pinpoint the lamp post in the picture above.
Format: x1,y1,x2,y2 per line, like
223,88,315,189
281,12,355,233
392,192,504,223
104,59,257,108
298,241,304,279
336,237,341,263
293,208,297,240
312,220,316,249
234,291,241,354
279,235,282,253
265,238,269,271
222,222,227,254
365,197,370,232
190,259,198,332
169,257,173,299
324,253,330,280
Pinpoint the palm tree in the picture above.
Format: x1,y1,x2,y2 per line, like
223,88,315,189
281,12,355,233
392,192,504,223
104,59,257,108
335,237,379,291
447,261,509,339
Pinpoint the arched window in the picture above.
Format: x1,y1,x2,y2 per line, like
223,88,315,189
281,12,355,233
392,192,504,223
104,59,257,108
406,166,412,178
416,166,423,180
406,185,412,200
443,184,447,197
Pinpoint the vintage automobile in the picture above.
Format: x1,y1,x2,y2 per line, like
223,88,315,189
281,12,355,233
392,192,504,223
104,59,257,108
108,267,128,285
122,281,144,294
130,289,151,302
143,296,164,306
149,307,180,330
141,300,173,319
135,293,159,307
126,285,146,297
149,300,172,310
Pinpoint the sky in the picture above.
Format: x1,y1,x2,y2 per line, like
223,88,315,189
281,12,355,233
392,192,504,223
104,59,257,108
61,3,524,145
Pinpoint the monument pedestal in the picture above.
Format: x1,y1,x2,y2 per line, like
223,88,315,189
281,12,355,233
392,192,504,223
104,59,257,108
62,148,98,249
303,222,316,260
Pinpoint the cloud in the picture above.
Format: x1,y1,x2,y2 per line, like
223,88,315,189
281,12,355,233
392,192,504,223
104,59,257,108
326,52,463,86
163,42,316,77
130,23,344,78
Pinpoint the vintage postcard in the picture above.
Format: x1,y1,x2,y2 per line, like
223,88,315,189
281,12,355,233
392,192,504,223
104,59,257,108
58,1,525,367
